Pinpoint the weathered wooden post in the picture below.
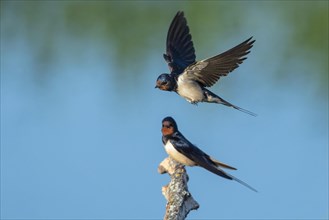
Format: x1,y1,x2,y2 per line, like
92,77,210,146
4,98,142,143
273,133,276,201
158,157,199,220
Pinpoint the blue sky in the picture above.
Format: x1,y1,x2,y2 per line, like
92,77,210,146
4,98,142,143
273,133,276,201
1,1,328,219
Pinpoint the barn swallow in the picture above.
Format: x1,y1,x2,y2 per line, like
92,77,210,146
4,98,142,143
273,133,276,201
161,116,257,192
155,11,256,116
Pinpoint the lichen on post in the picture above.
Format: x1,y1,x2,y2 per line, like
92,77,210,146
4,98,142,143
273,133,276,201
158,157,199,220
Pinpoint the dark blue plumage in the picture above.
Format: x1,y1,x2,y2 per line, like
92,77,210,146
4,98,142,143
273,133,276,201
155,11,256,116
161,116,257,192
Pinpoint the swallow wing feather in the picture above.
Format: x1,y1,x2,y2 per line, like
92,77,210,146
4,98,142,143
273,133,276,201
171,132,234,180
164,11,196,75
184,37,255,87
171,132,257,192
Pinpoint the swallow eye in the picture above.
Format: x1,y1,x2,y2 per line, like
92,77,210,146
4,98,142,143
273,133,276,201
161,81,168,86
162,123,172,128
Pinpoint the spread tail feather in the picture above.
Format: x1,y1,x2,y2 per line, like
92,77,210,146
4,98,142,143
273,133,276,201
204,89,257,116
227,173,258,192
210,157,237,170
200,157,258,192
207,162,258,192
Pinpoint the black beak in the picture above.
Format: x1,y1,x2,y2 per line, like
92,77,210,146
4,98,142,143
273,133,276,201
155,81,160,88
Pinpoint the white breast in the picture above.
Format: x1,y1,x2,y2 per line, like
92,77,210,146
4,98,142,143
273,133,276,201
177,73,204,103
164,141,196,166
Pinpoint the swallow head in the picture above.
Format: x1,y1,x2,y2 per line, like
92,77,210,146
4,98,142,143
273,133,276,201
162,116,178,137
155,74,176,91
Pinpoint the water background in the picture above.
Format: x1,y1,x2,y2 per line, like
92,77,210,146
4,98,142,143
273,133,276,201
1,1,328,219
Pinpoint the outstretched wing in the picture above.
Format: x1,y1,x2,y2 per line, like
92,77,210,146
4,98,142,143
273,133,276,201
164,11,196,75
184,37,255,87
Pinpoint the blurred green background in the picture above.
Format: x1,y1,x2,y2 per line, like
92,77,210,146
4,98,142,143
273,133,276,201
1,1,328,219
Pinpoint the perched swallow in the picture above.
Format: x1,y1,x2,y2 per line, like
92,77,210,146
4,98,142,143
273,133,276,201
161,116,257,192
155,11,256,116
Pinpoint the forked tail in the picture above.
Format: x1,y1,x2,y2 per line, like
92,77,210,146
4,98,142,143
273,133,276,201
205,158,258,192
204,89,257,116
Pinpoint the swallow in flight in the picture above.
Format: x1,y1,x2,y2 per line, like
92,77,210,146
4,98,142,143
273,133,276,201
161,116,257,192
155,11,256,116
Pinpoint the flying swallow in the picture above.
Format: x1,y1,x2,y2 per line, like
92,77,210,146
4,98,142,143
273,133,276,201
155,11,256,116
161,116,257,192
